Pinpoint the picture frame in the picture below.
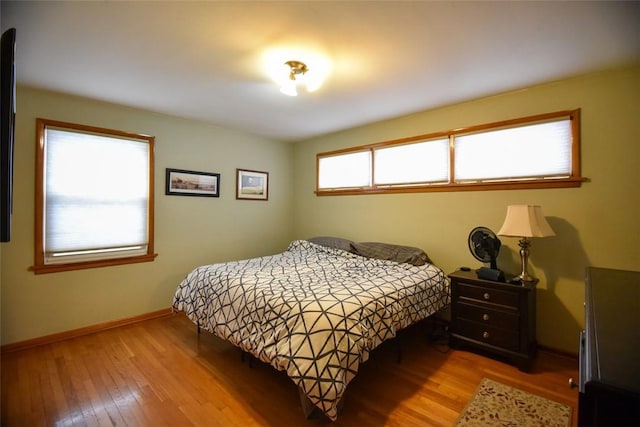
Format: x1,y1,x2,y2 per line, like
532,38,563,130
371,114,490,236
165,168,220,197
236,169,269,201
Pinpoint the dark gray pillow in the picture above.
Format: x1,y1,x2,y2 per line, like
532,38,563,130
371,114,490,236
351,242,431,266
307,236,356,253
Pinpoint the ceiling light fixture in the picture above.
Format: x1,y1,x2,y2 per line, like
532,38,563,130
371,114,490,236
280,60,309,97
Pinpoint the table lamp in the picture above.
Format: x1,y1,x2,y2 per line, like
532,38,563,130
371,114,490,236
497,205,555,283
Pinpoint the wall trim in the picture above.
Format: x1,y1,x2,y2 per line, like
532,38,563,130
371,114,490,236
1,308,174,354
538,344,578,360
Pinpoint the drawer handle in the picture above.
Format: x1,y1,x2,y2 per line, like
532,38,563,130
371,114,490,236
482,313,490,321
482,331,490,339
483,292,491,300
568,378,578,389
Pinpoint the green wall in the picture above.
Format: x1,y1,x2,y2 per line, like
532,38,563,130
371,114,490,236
0,87,294,345
292,65,640,353
2,65,638,354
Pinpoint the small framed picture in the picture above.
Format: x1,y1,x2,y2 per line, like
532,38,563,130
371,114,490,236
166,168,220,197
236,169,269,201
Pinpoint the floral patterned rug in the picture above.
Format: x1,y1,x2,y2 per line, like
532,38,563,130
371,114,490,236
454,378,572,427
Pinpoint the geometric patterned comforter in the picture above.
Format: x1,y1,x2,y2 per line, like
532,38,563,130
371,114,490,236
172,240,450,420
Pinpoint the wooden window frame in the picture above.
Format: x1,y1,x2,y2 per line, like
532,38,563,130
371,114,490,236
316,109,584,196
32,118,157,274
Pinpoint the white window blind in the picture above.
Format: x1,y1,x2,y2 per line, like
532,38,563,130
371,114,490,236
374,139,449,185
44,127,150,264
318,150,371,189
454,119,572,182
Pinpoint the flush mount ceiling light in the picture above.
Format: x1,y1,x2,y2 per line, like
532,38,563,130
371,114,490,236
280,60,315,97
286,60,308,80
263,49,330,96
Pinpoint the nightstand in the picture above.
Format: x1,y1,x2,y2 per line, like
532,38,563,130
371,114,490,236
448,269,537,372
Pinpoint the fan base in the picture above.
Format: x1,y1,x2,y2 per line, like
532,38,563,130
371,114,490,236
477,267,504,282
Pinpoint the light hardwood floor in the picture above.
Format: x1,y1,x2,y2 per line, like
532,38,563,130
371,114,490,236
1,313,579,426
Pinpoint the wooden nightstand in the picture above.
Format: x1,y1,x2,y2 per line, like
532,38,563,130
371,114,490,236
448,269,537,372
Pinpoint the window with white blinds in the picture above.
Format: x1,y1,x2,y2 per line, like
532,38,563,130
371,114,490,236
34,119,155,273
316,110,581,195
374,138,449,185
454,120,572,182
318,150,371,189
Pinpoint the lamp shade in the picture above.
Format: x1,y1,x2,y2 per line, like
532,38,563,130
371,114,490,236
497,205,555,238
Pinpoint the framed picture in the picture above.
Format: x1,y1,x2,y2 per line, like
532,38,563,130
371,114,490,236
236,169,269,200
165,168,220,197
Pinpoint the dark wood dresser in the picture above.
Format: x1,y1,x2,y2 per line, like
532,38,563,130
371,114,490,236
449,270,537,371
577,267,640,426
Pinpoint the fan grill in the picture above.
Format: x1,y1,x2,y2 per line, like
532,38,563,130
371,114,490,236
468,226,501,270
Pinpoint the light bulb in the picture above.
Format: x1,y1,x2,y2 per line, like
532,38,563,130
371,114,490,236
280,80,298,96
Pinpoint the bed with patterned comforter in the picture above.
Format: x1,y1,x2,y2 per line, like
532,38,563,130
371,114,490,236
172,239,450,420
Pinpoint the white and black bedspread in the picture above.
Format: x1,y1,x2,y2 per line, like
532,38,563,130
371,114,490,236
172,239,450,420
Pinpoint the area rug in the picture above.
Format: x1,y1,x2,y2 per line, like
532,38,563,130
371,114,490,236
454,378,572,427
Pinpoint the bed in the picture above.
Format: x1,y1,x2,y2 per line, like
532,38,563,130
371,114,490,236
172,238,450,420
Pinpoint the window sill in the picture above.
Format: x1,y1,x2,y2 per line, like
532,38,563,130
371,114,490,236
31,253,158,274
315,177,586,196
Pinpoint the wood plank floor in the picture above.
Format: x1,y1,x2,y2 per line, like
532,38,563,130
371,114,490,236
1,313,579,426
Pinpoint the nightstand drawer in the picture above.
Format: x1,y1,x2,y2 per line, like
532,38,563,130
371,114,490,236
456,301,519,329
456,318,519,352
457,283,519,308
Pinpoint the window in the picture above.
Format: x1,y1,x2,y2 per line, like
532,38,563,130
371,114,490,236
317,150,371,189
33,119,156,274
454,120,572,182
316,109,582,195
374,138,449,186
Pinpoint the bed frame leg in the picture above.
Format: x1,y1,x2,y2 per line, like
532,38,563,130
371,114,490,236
240,351,254,368
394,328,406,364
298,388,342,420
427,312,450,343
299,388,318,419
195,323,202,353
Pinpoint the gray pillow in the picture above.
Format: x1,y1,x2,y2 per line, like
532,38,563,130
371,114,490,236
350,242,431,266
307,236,356,253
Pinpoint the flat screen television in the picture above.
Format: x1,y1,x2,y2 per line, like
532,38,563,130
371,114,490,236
1,28,16,242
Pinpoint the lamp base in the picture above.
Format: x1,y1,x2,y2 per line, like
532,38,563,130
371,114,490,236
517,237,535,284
516,273,536,284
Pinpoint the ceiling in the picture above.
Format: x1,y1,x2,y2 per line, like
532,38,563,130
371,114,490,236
2,1,639,142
